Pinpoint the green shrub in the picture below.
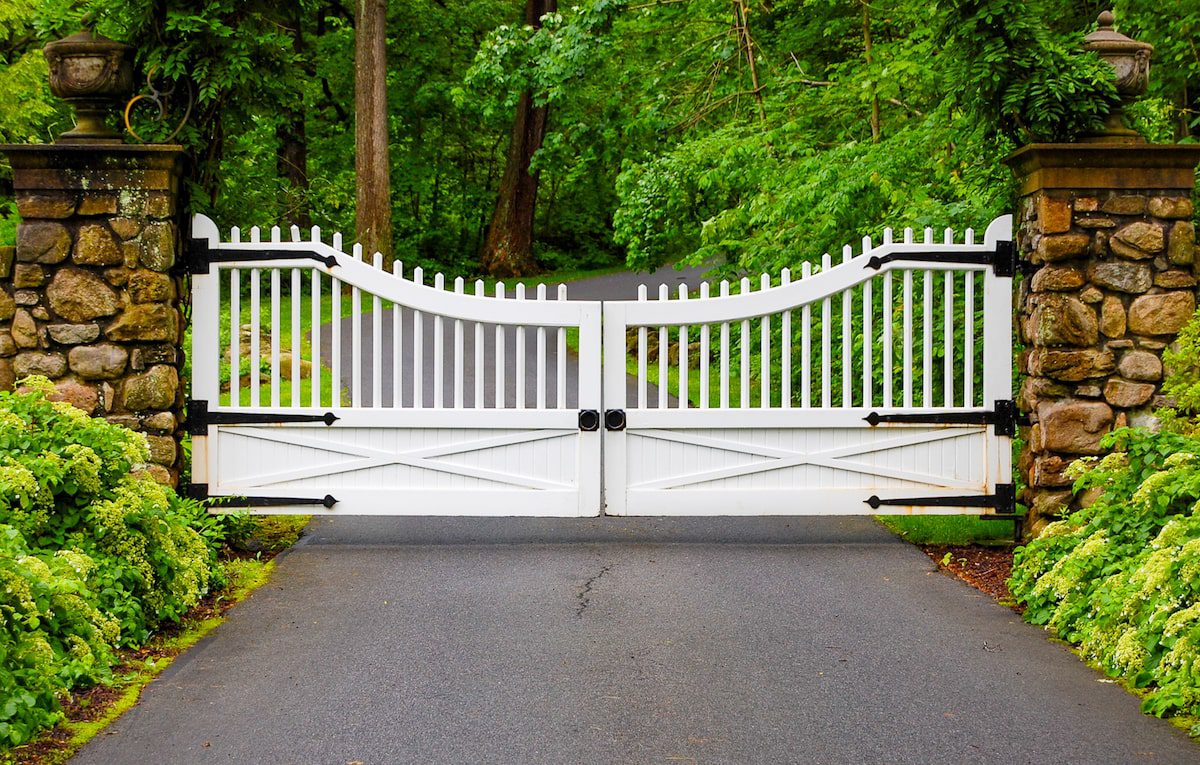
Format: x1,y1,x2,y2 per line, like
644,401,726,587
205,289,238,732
0,376,229,746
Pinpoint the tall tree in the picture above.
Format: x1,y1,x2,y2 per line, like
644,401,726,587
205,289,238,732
278,3,310,227
355,0,391,259
480,0,556,277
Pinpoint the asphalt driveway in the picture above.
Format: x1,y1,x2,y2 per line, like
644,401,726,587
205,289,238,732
72,516,1198,764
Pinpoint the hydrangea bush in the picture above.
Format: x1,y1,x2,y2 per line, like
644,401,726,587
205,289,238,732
0,377,227,746
1011,308,1200,729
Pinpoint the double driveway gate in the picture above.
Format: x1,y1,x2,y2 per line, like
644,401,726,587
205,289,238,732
188,214,1015,520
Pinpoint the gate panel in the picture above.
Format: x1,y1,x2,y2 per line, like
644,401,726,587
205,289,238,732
603,218,1014,517
189,215,602,516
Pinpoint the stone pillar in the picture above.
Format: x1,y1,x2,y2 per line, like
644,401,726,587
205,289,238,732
1007,144,1200,535
0,145,187,487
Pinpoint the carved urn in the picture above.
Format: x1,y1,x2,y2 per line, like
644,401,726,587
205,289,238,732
43,28,134,143
1082,10,1153,142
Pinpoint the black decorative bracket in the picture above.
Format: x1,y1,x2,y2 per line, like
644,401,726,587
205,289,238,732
604,409,626,431
578,409,600,431
185,483,337,509
187,235,338,275
187,400,339,436
865,238,1029,277
864,399,1023,437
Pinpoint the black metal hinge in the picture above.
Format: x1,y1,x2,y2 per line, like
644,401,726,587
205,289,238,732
865,238,1024,278
186,400,339,436
185,483,338,510
866,482,1016,515
187,236,338,275
865,399,1022,437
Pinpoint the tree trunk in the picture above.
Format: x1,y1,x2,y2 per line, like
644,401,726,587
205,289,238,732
278,5,310,227
355,0,392,260
480,0,556,278
862,1,881,143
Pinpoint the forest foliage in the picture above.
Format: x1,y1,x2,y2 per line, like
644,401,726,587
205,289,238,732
0,0,1194,276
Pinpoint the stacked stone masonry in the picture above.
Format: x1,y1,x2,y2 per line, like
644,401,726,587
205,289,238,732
0,146,186,487
1016,186,1198,534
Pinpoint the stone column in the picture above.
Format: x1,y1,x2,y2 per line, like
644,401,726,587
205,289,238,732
0,145,187,487
1007,144,1200,535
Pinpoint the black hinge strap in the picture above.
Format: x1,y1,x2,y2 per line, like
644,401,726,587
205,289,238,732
186,400,339,436
866,483,1016,514
188,237,338,274
214,494,337,509
865,239,1020,277
865,400,1019,437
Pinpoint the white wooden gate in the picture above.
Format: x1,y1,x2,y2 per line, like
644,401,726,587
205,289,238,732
188,215,602,516
189,214,1015,519
601,216,1015,517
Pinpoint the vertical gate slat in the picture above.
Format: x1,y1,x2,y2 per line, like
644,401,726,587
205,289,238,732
637,285,648,409
759,273,770,408
699,282,711,409
841,246,852,408
781,269,791,409
250,267,260,408
516,283,527,409
719,280,730,408
351,244,363,407
494,282,505,408
372,254,384,408
394,265,405,408
412,267,423,408
821,253,832,409
455,277,465,409
862,251,872,407
331,270,341,407
965,270,975,408
536,284,547,410
679,283,689,409
478,280,488,409
433,273,445,409
291,268,301,406
311,269,321,408
902,267,913,408
230,268,240,407
557,284,567,409
882,269,893,408
739,277,750,409
270,267,281,408
943,270,954,408
659,284,669,409
801,262,811,408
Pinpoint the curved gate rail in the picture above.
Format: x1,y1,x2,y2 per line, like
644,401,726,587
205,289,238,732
187,214,602,515
601,216,1015,518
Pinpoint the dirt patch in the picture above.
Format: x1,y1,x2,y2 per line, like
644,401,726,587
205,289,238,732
922,544,1022,612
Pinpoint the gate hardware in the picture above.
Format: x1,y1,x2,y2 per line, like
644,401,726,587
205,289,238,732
604,409,626,431
187,236,338,274
865,239,1022,278
866,482,1016,515
185,483,338,509
187,400,339,436
864,399,1022,437
578,409,600,431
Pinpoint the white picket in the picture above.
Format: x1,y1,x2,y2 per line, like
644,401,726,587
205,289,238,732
412,267,423,408
433,273,445,409
659,283,669,409
454,277,465,409
476,280,486,409
494,282,506,408
699,282,711,409
250,268,261,407
679,283,689,409
719,280,730,408
759,273,770,408
780,269,791,409
801,262,812,408
351,244,363,407
637,284,648,409
557,284,567,409
230,268,240,406
516,283,527,409
739,277,750,409
536,283,547,409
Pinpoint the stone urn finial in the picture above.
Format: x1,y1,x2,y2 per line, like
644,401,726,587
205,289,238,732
1081,10,1153,143
43,24,134,143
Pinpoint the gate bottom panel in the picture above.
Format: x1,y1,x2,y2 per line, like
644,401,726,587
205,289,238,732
606,410,1002,517
202,408,601,516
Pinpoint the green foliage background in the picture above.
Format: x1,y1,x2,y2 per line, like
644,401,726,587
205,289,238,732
3,0,1193,268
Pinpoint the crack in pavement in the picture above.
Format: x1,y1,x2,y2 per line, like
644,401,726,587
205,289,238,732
575,564,613,617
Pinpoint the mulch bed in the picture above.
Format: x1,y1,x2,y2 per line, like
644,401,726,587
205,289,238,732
922,543,1022,612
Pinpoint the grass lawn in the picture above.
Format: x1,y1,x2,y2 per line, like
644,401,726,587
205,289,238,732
877,514,1019,545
